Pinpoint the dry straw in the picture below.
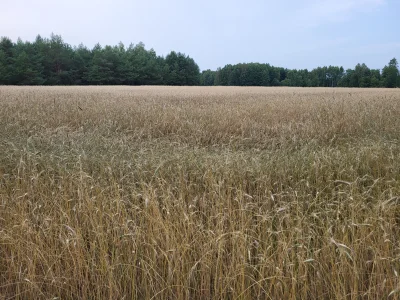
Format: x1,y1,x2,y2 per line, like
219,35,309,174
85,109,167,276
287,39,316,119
0,86,400,299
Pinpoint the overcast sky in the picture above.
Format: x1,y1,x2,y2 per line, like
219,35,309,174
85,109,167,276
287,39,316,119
1,0,399,71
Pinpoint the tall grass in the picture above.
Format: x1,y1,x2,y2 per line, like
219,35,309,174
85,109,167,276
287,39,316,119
1,86,400,299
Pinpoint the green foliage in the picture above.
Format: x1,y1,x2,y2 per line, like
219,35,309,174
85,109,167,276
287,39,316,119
0,34,399,88
382,58,399,88
0,50,9,83
0,35,200,86
125,43,164,85
202,61,397,88
0,37,15,84
165,51,200,85
206,63,278,87
200,69,215,86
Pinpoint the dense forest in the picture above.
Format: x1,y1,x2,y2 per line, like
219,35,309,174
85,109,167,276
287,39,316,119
202,60,399,88
0,34,200,86
0,34,399,87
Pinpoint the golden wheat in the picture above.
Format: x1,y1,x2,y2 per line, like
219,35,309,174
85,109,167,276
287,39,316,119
1,86,400,299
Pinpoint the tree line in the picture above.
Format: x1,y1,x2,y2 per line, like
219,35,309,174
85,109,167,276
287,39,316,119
201,60,400,88
0,34,200,86
0,34,399,87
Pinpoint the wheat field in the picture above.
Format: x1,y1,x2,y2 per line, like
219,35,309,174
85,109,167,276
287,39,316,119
1,86,400,299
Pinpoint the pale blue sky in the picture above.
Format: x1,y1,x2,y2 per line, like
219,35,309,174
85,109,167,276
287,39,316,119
1,0,399,71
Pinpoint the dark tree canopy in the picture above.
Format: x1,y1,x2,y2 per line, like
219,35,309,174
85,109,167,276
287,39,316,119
0,34,398,88
201,61,398,88
0,34,200,86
